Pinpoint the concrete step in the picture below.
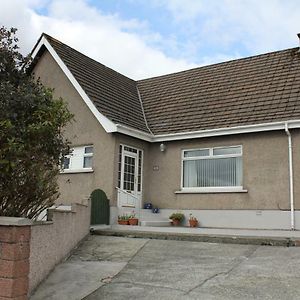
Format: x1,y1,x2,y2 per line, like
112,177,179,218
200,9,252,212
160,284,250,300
118,208,167,222
92,227,300,247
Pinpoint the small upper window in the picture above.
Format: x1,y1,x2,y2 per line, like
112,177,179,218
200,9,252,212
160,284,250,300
62,145,93,173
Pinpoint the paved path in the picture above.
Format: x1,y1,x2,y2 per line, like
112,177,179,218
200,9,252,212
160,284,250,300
31,235,300,300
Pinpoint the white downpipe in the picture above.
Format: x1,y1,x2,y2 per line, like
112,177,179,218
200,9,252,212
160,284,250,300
285,122,295,230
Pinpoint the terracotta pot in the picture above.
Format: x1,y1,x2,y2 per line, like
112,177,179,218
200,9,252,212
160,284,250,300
128,218,139,225
172,219,181,226
189,219,198,228
118,220,129,225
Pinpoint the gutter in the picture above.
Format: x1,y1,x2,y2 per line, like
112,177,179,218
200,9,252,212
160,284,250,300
285,122,295,230
115,120,300,143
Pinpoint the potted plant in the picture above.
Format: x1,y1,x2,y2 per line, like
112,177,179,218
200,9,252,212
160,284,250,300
128,211,139,225
189,214,198,228
118,214,129,225
169,212,184,226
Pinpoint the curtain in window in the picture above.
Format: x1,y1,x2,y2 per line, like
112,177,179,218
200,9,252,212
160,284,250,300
183,157,242,187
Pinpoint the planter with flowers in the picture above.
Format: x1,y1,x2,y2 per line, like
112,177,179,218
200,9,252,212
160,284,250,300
128,211,139,225
169,212,184,226
189,214,198,228
118,214,129,225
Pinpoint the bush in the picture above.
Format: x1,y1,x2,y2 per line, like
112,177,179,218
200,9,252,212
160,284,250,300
0,27,73,219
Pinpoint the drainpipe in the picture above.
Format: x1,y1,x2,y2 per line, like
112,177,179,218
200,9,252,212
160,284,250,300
285,122,295,230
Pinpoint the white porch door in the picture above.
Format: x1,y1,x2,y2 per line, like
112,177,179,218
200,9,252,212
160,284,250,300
118,146,142,208
122,152,138,195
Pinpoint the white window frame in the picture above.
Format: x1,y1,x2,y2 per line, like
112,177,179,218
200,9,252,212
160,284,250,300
61,145,94,174
180,145,245,193
119,144,143,196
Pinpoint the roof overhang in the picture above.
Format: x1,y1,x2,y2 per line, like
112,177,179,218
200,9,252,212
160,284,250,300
151,120,300,142
116,119,300,142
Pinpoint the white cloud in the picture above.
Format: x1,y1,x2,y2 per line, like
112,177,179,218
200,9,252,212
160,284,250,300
0,0,197,79
158,0,300,53
3,0,299,80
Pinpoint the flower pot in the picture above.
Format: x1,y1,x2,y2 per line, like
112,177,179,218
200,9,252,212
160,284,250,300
172,219,181,226
128,218,139,225
118,220,129,225
189,219,198,228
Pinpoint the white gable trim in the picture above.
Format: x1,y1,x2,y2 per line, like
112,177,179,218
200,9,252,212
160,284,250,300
31,36,117,133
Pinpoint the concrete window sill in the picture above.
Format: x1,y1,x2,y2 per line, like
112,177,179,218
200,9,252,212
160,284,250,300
175,188,248,194
60,169,94,174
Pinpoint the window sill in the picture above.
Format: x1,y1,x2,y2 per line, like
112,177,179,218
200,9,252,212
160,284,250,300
175,188,248,194
60,168,94,174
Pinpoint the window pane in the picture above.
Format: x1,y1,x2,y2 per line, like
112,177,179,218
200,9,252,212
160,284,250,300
184,149,209,157
63,157,70,169
124,146,137,153
84,146,93,154
183,157,242,187
83,156,92,168
213,146,241,156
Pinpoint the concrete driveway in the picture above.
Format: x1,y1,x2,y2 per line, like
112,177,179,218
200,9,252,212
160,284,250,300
31,235,300,300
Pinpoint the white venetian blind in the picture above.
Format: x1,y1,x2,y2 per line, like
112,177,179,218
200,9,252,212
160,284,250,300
183,146,242,188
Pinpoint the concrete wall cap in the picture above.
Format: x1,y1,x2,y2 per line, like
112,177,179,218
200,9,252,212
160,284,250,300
0,217,33,226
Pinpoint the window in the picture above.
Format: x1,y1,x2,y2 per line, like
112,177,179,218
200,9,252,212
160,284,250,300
62,145,93,173
182,145,242,190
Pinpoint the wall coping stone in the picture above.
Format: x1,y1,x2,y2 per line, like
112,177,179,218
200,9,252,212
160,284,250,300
0,217,33,226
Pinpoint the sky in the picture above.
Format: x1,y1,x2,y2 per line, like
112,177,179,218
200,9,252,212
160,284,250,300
1,0,300,80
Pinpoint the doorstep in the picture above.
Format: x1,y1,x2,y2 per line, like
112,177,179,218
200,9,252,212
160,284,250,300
92,225,300,247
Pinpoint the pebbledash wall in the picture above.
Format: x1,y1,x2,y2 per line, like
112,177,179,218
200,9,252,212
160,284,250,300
29,202,90,294
114,130,300,230
33,51,117,205
0,202,90,299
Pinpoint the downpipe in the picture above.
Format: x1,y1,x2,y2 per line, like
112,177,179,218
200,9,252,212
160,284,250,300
285,122,295,230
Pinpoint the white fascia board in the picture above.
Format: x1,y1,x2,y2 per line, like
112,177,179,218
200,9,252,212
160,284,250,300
31,36,117,133
116,124,153,142
152,120,300,142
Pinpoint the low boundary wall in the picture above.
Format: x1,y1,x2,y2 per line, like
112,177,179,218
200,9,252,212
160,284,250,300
29,202,90,294
0,201,90,299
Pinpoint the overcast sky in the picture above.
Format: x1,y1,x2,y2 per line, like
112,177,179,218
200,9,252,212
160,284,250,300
1,0,300,79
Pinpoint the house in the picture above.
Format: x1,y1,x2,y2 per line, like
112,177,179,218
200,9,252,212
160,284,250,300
30,33,300,230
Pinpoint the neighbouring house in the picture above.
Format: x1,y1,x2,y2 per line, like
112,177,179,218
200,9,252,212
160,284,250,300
30,33,300,230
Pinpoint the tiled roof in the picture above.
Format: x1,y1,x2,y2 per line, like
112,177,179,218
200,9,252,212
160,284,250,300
138,48,300,134
44,34,150,133
41,34,300,136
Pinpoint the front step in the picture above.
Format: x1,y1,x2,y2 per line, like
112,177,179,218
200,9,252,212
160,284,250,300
118,208,171,227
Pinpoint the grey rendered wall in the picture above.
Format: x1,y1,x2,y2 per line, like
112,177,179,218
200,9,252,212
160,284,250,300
33,51,116,204
145,130,294,210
